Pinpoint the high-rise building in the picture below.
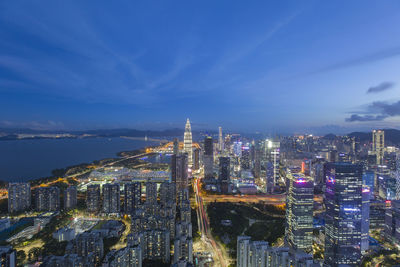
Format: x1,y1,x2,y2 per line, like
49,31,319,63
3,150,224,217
174,222,193,264
8,183,30,213
285,173,313,253
372,130,385,165
160,181,176,205
65,232,104,264
218,157,230,182
236,236,314,267
144,230,170,262
64,186,77,210
362,170,375,198
218,126,224,153
361,186,370,254
103,245,142,267
324,163,364,266
396,151,400,200
171,154,188,191
173,138,179,155
86,184,101,213
384,200,400,245
0,246,16,267
35,186,60,211
203,136,214,179
193,148,200,171
183,119,193,167
145,182,157,205
102,183,120,214
125,182,141,214
262,139,280,190
241,145,251,170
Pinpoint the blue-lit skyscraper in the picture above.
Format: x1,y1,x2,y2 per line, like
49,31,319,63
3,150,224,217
362,170,375,198
324,162,364,266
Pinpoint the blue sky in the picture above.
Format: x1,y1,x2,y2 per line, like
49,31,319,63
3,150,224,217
1,0,400,134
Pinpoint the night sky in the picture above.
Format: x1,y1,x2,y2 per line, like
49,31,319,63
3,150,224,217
1,1,400,134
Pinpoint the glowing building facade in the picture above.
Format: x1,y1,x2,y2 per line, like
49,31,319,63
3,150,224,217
183,119,193,167
285,173,313,253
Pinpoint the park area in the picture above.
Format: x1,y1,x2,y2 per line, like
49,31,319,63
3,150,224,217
207,202,285,258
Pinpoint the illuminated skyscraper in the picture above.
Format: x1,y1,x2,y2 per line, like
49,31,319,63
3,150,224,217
203,136,214,179
183,119,193,167
171,153,188,191
372,130,385,165
218,126,224,152
285,173,313,253
324,162,364,266
173,138,179,155
396,151,400,200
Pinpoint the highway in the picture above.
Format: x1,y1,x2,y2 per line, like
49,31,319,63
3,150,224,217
194,178,228,267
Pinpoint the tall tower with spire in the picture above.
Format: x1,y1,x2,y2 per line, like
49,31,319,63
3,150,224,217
184,118,193,167
218,126,224,153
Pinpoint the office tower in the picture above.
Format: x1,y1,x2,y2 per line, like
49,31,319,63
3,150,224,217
218,126,224,152
253,145,261,178
361,186,370,254
35,186,60,211
372,129,385,165
64,186,77,210
145,182,157,205
173,138,179,155
233,141,242,157
285,173,313,253
384,200,400,245
171,154,188,191
86,184,101,213
125,182,141,214
262,139,280,188
396,151,400,200
0,246,16,267
324,163,364,266
193,148,200,171
203,136,214,179
241,145,251,170
183,118,193,167
362,170,375,198
8,182,30,213
102,183,120,214
65,232,104,264
219,157,230,193
218,157,230,182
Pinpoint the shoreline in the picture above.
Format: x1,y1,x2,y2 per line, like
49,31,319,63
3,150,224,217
0,140,162,186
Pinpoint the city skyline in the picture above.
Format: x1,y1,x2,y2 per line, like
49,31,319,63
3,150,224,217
1,1,400,132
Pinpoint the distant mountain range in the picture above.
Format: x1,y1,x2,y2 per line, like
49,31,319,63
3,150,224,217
323,129,400,146
0,127,217,141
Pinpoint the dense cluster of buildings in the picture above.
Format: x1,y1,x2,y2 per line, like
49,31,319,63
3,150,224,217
234,129,400,266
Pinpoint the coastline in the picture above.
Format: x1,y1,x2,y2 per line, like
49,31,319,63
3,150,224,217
0,139,162,186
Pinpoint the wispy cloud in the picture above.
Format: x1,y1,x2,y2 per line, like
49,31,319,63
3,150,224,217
316,46,400,73
346,100,400,122
367,81,395,94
